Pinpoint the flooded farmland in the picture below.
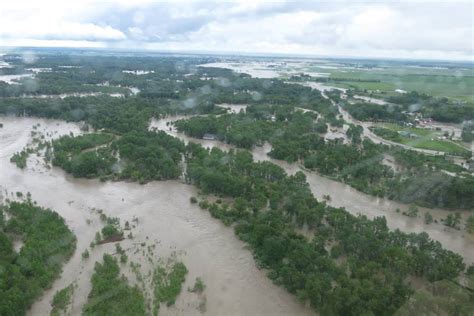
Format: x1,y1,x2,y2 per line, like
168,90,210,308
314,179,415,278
0,116,312,316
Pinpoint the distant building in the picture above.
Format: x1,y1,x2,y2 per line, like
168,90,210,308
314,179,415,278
202,133,217,140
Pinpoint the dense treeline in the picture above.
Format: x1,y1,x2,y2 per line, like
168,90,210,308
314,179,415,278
387,91,474,123
461,123,474,142
343,102,408,122
51,130,186,182
52,133,116,178
175,104,339,151
0,201,76,316
112,131,186,182
0,54,209,98
82,254,146,316
185,146,465,315
177,106,473,209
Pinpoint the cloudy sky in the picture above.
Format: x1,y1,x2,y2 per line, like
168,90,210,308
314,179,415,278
0,0,472,60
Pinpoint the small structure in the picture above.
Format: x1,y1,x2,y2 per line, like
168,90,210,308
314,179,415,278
202,133,217,140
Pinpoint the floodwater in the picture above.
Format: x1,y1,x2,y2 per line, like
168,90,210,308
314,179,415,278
122,70,154,75
353,95,389,105
199,62,331,80
0,116,312,316
11,86,140,99
150,116,474,265
0,74,34,84
215,103,248,114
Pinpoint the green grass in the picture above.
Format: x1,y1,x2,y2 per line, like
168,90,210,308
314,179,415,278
405,139,469,155
374,123,469,155
327,68,474,102
380,123,434,137
331,81,395,91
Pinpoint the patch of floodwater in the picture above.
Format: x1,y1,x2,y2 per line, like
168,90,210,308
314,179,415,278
382,154,402,173
97,82,140,95
294,107,318,115
300,81,347,93
353,95,389,105
26,68,52,73
215,103,248,114
20,92,103,99
0,61,11,68
200,62,331,80
0,116,311,316
0,74,34,84
15,90,140,99
150,115,474,265
123,70,154,75
128,87,140,95
324,129,348,144
199,62,280,79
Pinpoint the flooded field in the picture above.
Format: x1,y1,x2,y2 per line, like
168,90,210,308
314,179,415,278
0,116,312,316
0,73,34,84
150,116,474,265
199,62,330,79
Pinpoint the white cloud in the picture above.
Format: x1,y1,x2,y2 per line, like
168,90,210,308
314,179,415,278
0,22,125,41
0,0,472,60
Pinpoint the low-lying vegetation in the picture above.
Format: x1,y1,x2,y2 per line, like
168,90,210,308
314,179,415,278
0,201,76,315
82,254,146,316
152,260,188,315
187,146,466,315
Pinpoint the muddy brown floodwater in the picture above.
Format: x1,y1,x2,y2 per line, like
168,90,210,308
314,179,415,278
150,116,474,266
0,116,313,316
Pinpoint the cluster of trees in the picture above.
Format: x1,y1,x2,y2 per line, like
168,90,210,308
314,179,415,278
112,131,186,182
389,149,474,209
175,102,473,209
51,130,186,182
461,123,474,142
50,284,74,316
370,126,402,142
153,261,188,314
343,102,408,122
175,113,275,149
82,254,146,316
52,133,116,178
175,104,335,151
10,148,31,169
0,54,209,98
387,91,474,123
185,146,466,315
0,201,76,315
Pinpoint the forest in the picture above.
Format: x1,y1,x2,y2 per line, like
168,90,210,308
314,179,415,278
387,91,474,123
